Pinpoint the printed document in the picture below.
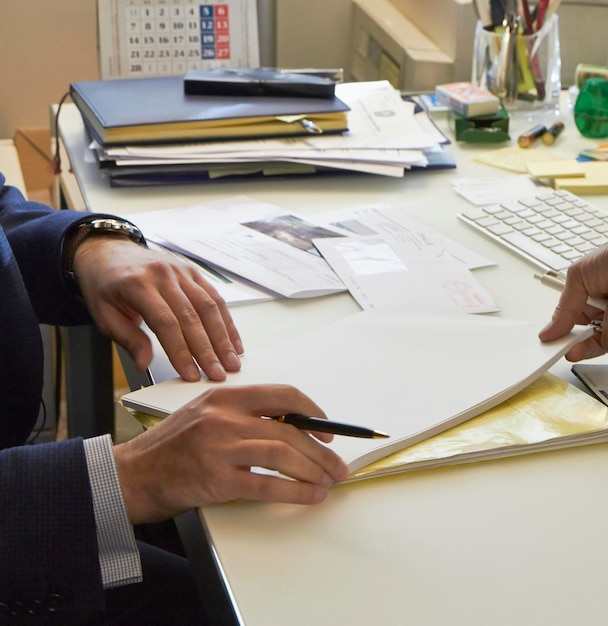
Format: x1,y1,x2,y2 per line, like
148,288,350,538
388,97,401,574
131,196,345,299
311,204,498,313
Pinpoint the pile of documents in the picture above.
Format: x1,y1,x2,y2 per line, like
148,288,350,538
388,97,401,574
70,76,454,186
132,194,497,311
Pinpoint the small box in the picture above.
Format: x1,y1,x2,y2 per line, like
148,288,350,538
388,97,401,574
436,82,500,117
451,107,510,143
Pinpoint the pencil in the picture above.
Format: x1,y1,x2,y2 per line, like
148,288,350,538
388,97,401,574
271,414,389,439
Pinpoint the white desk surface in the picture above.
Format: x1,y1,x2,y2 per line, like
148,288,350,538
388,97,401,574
59,96,608,625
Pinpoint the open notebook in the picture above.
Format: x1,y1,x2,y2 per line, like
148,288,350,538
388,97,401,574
121,311,593,477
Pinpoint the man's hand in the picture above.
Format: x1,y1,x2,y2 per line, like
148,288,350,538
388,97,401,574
113,384,350,523
539,246,608,361
74,237,243,381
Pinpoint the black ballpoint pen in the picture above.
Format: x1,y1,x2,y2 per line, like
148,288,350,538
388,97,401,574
271,414,389,439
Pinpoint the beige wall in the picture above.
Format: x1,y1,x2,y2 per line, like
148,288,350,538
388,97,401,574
276,1,352,69
0,2,100,138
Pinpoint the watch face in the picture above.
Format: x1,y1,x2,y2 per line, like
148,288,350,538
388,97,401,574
89,219,145,244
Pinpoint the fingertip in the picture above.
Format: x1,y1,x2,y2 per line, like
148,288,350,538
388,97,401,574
182,363,202,382
538,323,554,341
332,460,350,483
133,345,152,373
204,361,227,381
313,486,329,503
223,350,241,372
233,337,245,357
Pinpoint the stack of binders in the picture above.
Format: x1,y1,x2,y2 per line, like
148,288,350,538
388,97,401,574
70,75,350,145
69,75,454,187
70,74,351,186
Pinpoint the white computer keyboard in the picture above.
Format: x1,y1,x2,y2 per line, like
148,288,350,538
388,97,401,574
458,189,608,274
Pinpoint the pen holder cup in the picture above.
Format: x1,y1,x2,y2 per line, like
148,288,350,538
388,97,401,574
471,15,561,112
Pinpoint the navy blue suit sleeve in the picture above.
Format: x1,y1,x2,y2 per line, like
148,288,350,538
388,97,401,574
0,438,105,618
0,173,104,325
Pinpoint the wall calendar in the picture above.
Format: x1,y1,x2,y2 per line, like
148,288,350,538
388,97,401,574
97,0,259,79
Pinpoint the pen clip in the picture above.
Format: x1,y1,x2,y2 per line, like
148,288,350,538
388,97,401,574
276,115,324,135
300,118,323,135
589,319,604,332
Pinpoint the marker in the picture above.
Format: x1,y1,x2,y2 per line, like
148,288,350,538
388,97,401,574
518,123,547,148
271,414,389,439
541,121,565,146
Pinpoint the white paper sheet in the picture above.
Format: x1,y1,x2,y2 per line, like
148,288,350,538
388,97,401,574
451,176,547,205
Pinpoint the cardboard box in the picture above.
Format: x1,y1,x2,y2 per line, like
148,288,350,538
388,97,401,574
13,127,54,201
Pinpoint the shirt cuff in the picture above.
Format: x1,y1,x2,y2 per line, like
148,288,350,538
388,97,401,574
83,435,142,589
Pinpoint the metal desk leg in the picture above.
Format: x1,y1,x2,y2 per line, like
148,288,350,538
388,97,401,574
62,325,115,439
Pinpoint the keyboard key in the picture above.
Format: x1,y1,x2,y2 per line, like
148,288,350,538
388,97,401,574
591,236,608,247
487,223,514,236
563,250,582,261
576,242,598,253
583,217,603,228
563,236,585,247
476,216,500,228
501,232,571,271
553,244,574,255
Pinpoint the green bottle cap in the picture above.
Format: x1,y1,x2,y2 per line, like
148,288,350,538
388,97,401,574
574,78,608,139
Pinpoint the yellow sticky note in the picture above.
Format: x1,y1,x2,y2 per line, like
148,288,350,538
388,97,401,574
527,160,586,179
554,162,608,194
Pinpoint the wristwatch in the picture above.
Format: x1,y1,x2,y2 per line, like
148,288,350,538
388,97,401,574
62,217,147,293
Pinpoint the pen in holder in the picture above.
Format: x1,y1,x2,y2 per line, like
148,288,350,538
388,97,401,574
471,14,561,111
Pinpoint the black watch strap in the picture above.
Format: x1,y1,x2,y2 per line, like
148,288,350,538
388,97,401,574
62,217,147,293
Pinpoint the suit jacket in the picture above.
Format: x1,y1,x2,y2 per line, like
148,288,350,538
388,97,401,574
0,173,110,620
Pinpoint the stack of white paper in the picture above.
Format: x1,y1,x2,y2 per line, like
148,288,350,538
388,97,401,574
121,310,593,477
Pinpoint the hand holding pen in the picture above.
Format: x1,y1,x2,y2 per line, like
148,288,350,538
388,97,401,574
538,247,608,361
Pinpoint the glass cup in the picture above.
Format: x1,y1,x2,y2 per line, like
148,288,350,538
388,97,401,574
471,15,561,111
